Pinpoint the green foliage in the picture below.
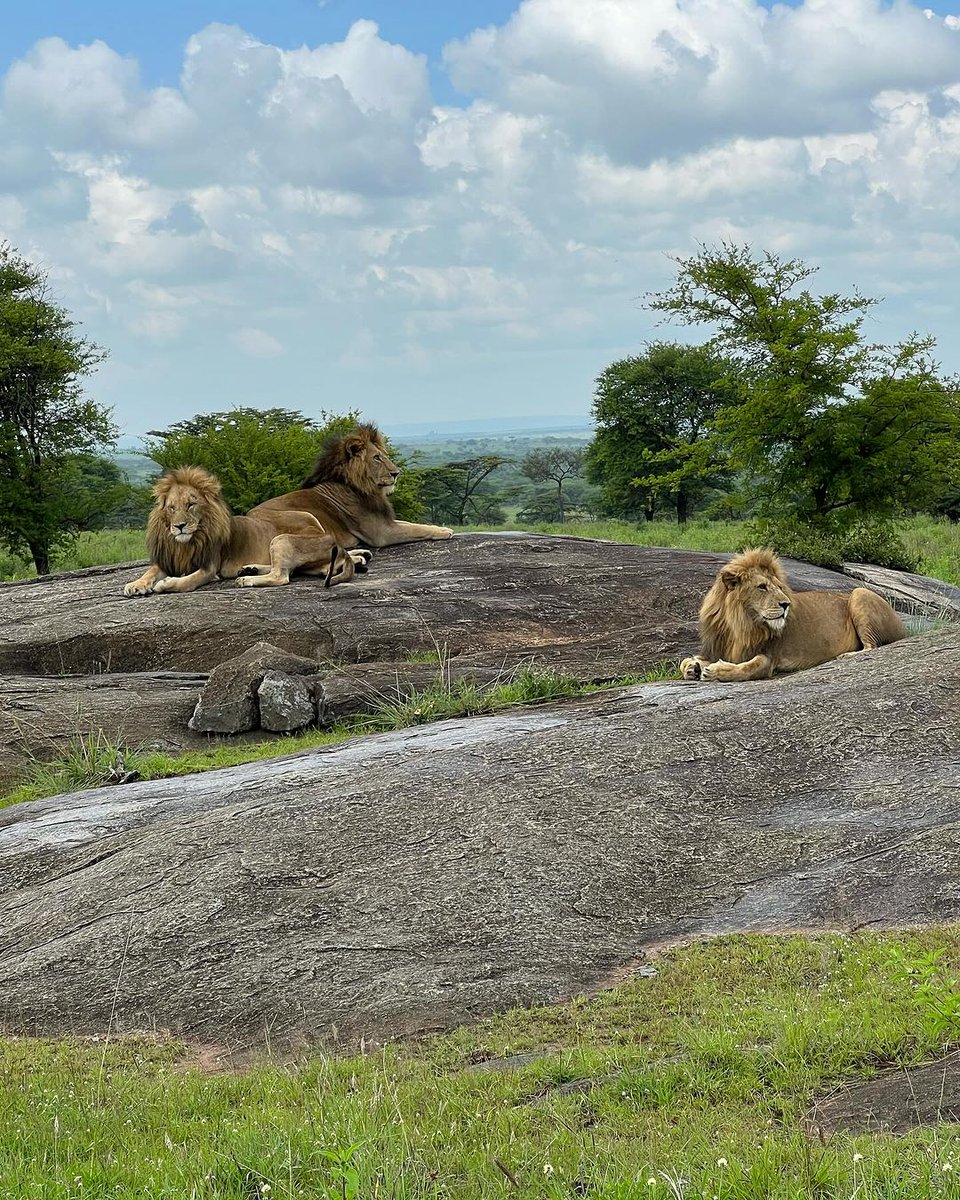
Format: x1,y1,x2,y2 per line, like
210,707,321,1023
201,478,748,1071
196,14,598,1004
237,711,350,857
144,408,357,513
747,515,921,572
585,341,736,523
144,407,423,519
0,242,115,573
419,455,512,525
518,447,584,522
649,243,960,525
886,945,960,1043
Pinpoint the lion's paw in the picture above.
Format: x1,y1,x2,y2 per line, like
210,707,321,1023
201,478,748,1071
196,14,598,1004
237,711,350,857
123,581,153,597
236,576,258,588
679,656,703,681
438,527,454,539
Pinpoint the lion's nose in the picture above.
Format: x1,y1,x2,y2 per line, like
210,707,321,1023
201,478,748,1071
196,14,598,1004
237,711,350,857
390,469,400,480
173,522,187,532
779,600,790,613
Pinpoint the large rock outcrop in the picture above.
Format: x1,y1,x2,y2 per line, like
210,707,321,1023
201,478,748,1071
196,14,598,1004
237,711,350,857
6,534,953,784
0,627,956,1048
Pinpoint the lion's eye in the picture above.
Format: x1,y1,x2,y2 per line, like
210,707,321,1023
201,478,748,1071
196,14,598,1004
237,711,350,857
757,583,768,591
374,455,382,463
187,502,196,509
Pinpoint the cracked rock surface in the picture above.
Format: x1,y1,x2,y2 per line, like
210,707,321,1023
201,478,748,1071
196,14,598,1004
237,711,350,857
0,628,956,1047
8,534,944,782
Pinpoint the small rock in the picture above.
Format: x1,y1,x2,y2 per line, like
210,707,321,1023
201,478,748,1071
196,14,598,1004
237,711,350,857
189,641,320,734
258,671,317,733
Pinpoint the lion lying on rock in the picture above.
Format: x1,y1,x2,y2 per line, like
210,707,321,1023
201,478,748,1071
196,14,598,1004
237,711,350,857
248,422,453,547
680,547,906,682
123,466,369,596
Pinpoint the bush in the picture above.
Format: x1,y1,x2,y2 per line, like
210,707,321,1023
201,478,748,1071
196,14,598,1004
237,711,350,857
745,516,919,572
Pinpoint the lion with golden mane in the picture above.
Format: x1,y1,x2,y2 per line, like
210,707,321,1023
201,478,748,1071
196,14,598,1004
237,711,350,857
247,422,453,547
123,466,369,597
680,546,905,682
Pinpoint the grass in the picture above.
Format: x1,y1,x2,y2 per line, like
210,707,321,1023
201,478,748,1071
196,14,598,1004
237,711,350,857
6,930,960,1197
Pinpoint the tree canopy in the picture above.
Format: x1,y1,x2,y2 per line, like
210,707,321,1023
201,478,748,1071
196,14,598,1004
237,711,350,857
585,341,734,523
648,244,960,526
519,447,584,522
145,408,423,519
0,243,115,573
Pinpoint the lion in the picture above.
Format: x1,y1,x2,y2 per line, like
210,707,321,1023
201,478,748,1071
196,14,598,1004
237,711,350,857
679,546,906,682
123,466,371,597
247,423,454,547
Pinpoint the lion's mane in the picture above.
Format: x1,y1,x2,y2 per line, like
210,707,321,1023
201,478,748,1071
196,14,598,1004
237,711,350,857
300,423,396,520
699,546,791,663
146,466,234,576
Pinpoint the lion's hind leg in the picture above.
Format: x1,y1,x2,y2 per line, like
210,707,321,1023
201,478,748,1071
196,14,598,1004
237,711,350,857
848,587,907,651
236,533,336,588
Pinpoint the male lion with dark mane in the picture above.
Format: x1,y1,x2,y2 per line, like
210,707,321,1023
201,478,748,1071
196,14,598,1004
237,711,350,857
123,466,369,596
247,423,453,548
680,546,905,682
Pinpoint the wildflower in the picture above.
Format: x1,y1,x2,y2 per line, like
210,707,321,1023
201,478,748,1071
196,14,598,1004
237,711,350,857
853,1154,864,1163
647,1179,657,1187
943,1163,954,1173
543,1164,555,1176
716,1158,728,1168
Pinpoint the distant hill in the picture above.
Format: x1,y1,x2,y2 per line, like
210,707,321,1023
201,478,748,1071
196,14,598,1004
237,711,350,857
383,415,592,440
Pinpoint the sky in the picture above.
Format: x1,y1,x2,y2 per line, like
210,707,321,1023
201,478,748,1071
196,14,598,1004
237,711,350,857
2,0,960,441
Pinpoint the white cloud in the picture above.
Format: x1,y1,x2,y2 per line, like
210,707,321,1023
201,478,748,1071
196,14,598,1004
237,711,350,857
0,3,959,435
232,327,286,357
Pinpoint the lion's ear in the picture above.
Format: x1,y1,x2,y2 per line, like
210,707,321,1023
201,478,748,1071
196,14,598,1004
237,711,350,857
344,436,365,458
152,475,172,501
720,568,740,590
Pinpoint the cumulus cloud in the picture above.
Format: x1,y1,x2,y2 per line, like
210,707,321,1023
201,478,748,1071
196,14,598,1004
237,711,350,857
0,2,958,434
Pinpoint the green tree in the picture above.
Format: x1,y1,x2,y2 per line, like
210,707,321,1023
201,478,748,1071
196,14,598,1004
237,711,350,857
145,408,423,519
419,456,511,526
648,244,960,525
519,447,584,522
0,244,113,573
585,341,734,523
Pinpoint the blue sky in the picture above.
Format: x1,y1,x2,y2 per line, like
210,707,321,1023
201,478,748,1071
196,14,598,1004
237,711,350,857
2,0,960,439
5,1,521,101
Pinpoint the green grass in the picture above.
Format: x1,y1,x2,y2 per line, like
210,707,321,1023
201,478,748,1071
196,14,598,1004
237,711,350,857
0,528,146,580
6,930,960,1198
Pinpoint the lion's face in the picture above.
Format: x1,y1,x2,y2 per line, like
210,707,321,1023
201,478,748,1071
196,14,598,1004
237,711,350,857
155,481,209,543
146,467,232,574
351,437,399,495
721,561,792,633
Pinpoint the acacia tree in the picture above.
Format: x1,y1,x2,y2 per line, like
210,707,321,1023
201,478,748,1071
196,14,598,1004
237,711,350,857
585,341,734,523
519,447,584,522
0,244,113,573
648,244,960,524
419,455,511,526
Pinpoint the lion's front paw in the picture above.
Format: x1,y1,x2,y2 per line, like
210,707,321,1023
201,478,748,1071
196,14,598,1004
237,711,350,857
151,577,175,593
438,527,454,539
123,581,154,597
680,656,705,681
236,575,258,588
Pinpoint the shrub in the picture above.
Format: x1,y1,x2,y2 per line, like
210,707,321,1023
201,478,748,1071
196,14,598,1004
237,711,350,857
745,516,919,572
